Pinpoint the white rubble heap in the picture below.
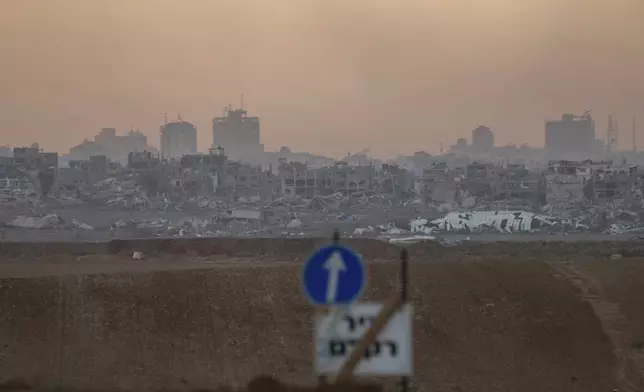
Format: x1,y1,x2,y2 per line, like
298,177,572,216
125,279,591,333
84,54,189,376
8,213,63,230
410,211,559,234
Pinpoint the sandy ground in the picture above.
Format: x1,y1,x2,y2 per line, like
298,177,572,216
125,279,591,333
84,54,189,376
1,239,644,391
0,229,641,243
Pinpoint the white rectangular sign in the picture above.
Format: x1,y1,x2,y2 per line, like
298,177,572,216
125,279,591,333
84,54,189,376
314,303,413,376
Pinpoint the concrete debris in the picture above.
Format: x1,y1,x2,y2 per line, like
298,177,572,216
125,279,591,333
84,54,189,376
4,156,644,242
411,211,557,234
7,213,63,229
388,235,436,244
387,234,471,247
353,227,374,235
71,218,94,230
607,223,644,234
286,218,302,228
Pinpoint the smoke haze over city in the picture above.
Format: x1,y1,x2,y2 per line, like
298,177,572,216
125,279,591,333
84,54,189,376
6,5,644,389
1,0,643,158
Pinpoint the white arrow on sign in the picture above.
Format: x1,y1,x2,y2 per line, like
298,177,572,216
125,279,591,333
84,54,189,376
323,251,347,303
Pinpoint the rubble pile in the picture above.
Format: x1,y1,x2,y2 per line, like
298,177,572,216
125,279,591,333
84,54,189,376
3,158,644,243
7,213,64,230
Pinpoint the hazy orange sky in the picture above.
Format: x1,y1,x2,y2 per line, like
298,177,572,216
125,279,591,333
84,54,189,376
1,0,643,158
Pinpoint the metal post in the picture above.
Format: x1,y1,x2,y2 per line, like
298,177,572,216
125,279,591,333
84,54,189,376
400,248,410,392
318,229,341,386
333,228,340,244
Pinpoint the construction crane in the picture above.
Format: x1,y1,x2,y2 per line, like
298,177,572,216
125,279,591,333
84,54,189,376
633,116,637,153
575,109,592,120
347,148,370,157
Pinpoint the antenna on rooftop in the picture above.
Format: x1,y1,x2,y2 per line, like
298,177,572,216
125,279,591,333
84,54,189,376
633,116,637,153
607,115,618,153
164,112,168,125
177,112,182,122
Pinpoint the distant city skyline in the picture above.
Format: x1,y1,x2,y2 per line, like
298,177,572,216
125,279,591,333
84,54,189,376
1,0,642,158
11,109,641,160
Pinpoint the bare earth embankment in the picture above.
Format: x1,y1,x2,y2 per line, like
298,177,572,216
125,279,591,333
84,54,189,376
1,238,643,392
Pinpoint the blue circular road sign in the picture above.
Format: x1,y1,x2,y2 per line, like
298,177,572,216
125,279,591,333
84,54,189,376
302,244,365,306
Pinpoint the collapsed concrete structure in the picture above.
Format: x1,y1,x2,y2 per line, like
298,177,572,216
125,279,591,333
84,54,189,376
0,147,60,197
278,160,377,197
52,152,644,211
8,147,644,242
544,160,644,206
68,128,154,165
415,162,458,204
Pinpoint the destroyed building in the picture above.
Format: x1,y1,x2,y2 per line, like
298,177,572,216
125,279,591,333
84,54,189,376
12,146,59,195
472,126,494,153
125,151,163,195
60,155,120,186
218,161,270,199
181,148,227,170
182,148,275,199
588,165,638,202
160,119,198,160
414,161,546,206
70,128,153,164
451,138,468,152
279,159,317,198
545,160,593,204
544,160,621,204
0,156,20,190
493,164,545,204
266,147,334,172
0,147,59,195
0,177,20,191
377,164,414,197
10,140,644,240
0,156,17,178
460,162,496,198
128,151,161,172
69,155,122,176
279,160,375,198
545,112,602,158
0,146,12,157
414,162,458,204
331,162,374,195
212,106,264,166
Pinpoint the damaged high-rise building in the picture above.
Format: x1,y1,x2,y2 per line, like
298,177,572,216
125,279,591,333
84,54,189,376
545,112,602,158
160,119,198,160
472,126,494,153
212,106,264,166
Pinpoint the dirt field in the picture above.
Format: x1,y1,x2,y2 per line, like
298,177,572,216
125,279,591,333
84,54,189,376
1,238,643,392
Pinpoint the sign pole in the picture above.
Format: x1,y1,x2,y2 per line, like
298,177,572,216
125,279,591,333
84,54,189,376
400,249,410,392
332,228,340,244
317,229,341,386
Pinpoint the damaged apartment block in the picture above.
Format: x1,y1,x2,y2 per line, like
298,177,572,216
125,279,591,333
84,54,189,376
279,159,376,198
11,146,59,197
